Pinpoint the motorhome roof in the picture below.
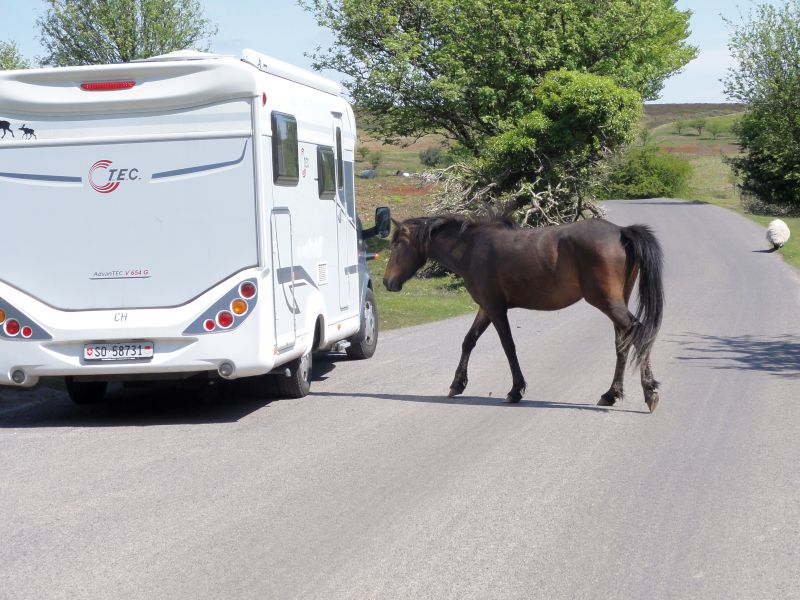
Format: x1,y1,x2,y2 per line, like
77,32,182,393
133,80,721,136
138,49,343,96
0,49,343,115
239,49,342,96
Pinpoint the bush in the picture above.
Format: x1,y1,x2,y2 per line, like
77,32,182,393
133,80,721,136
602,146,692,199
419,147,443,167
368,150,383,169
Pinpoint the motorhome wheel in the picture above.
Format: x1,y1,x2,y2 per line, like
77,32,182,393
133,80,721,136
347,288,378,359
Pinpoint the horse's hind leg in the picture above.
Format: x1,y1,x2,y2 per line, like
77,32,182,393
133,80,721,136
598,323,631,407
596,303,634,407
448,308,491,397
639,353,659,413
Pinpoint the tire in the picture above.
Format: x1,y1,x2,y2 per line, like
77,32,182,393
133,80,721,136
65,377,108,405
276,349,312,398
347,288,378,359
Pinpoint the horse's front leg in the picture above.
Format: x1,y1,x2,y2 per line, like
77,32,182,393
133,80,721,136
489,309,526,403
448,308,491,397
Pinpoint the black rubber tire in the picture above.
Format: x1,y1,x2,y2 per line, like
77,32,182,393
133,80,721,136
65,377,108,404
347,288,378,359
276,349,312,398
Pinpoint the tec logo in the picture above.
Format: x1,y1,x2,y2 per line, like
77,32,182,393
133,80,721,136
88,159,140,194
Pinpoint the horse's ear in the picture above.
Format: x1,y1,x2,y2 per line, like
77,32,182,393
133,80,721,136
427,217,448,237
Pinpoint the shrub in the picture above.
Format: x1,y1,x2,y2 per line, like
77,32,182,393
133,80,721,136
602,146,692,199
368,150,383,169
419,146,444,167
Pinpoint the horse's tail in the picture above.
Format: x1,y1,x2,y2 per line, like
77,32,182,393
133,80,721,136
621,224,664,366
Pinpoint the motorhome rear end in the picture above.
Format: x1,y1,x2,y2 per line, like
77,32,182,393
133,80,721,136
0,49,382,402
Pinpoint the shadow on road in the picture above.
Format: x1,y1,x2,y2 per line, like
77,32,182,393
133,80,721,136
673,332,800,377
0,380,275,428
611,199,706,206
312,391,648,414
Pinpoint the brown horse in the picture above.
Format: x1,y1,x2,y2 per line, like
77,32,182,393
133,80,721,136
383,211,664,412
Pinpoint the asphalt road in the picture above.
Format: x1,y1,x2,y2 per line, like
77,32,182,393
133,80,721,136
2,199,799,599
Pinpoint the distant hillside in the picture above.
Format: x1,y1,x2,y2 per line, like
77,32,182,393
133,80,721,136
643,103,745,129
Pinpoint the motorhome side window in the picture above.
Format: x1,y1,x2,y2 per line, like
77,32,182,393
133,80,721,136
271,112,299,185
317,146,336,200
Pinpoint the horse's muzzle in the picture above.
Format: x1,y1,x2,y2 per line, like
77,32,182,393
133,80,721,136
383,277,402,292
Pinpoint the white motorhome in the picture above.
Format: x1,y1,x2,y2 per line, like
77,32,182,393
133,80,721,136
0,49,389,403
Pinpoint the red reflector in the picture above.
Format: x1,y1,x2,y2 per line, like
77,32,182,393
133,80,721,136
21,326,33,338
5,319,20,336
217,311,234,329
80,81,136,91
204,319,216,332
239,282,256,299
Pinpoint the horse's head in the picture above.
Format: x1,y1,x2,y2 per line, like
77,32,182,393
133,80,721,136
383,218,434,291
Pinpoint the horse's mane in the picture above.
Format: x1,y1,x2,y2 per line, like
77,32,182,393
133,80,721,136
395,204,519,249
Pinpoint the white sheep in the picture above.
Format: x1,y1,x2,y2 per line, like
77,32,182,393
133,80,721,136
766,219,791,250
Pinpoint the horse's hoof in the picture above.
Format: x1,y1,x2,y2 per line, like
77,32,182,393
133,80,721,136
448,385,465,398
505,391,523,403
645,391,659,413
597,392,619,407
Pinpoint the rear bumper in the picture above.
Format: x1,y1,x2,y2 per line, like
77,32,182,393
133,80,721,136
0,270,276,387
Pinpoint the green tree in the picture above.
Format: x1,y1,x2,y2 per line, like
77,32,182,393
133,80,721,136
673,119,688,134
37,0,217,66
688,117,706,136
0,40,30,70
302,0,696,153
432,70,641,224
368,150,383,169
724,1,800,210
706,121,724,139
356,145,370,161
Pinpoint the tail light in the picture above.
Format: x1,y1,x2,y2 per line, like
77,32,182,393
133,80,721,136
184,279,258,335
216,311,234,329
5,319,20,336
0,299,51,341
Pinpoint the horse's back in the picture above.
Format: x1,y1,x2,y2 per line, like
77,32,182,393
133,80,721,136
478,219,630,310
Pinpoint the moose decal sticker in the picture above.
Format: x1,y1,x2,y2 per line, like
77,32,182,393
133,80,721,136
88,159,140,193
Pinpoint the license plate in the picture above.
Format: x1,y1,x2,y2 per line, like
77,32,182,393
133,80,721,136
83,342,154,361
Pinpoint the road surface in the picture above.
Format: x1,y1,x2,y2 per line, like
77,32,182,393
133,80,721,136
2,199,799,599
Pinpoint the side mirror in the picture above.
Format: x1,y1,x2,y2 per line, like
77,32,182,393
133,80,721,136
375,206,391,238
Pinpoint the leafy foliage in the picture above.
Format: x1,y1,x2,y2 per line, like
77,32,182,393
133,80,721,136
724,1,800,210
601,146,692,199
433,71,642,225
0,40,29,70
302,0,696,153
37,0,217,66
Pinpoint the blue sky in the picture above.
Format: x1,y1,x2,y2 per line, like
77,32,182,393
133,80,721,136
0,0,778,103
